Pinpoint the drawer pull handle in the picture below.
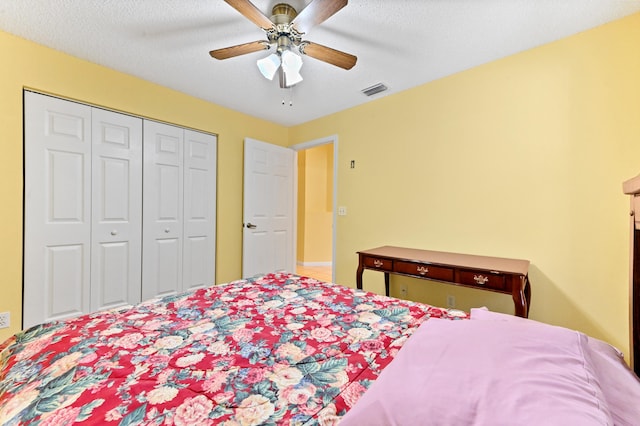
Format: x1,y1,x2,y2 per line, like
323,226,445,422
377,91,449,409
474,275,489,285
373,259,384,268
416,266,429,275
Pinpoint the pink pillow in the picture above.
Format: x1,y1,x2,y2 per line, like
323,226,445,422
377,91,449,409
470,307,526,322
585,337,640,425
340,318,613,425
470,307,640,423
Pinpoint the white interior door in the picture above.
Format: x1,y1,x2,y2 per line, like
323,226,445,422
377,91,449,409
243,138,295,278
24,92,92,328
142,120,184,300
90,108,143,311
183,129,217,291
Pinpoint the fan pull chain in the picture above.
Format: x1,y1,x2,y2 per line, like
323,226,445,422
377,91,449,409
282,87,294,107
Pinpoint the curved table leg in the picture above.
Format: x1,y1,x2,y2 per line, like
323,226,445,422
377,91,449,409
356,260,389,297
384,272,390,297
512,275,529,318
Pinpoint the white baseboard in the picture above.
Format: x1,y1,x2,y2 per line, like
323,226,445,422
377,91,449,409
297,261,332,267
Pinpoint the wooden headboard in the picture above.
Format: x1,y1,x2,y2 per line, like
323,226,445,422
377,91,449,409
623,174,640,376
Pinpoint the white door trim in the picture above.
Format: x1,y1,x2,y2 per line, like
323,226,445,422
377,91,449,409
291,135,338,283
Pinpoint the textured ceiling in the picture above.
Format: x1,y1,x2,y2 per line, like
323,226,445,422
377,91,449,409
1,0,639,126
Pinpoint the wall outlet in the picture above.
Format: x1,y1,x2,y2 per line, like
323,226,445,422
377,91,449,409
446,295,456,309
0,312,9,329
338,206,347,216
399,284,408,298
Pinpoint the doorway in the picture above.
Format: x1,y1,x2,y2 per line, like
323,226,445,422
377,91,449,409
293,136,337,283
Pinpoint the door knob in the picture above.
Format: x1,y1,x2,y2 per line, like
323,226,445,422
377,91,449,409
246,223,257,229
110,230,118,236
164,228,170,233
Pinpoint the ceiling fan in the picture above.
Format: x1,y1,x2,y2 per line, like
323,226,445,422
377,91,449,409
210,0,357,88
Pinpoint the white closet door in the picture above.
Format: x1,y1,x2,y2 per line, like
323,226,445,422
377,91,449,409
91,109,143,311
142,121,184,300
183,130,217,291
24,92,92,328
25,93,218,325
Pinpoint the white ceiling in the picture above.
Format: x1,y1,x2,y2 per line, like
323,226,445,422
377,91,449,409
1,1,639,126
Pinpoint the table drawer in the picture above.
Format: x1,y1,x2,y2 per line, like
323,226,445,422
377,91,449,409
459,270,505,290
363,256,393,271
395,261,454,281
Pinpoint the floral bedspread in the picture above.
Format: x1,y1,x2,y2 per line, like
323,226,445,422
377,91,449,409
0,273,467,425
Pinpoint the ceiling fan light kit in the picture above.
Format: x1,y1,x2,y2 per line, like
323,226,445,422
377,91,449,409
210,0,357,89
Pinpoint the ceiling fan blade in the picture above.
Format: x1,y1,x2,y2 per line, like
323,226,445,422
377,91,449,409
224,0,273,30
292,0,348,34
209,40,269,60
300,42,357,70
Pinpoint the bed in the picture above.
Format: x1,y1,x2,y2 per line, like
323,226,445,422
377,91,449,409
0,273,465,425
1,272,639,425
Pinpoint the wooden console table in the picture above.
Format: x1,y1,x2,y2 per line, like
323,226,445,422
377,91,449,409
356,246,531,318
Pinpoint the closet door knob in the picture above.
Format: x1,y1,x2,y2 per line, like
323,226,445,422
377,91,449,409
164,228,170,233
110,230,118,236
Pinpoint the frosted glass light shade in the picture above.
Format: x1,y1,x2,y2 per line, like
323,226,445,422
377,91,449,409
284,70,303,86
281,50,303,73
281,50,303,86
257,53,280,80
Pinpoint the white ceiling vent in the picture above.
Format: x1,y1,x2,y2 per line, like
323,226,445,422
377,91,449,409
361,83,388,97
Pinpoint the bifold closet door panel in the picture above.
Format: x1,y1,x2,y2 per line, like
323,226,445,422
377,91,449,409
91,108,143,312
23,92,92,328
142,120,184,301
183,130,217,292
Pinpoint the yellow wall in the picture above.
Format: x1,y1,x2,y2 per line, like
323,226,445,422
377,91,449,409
290,13,640,357
0,30,288,341
297,144,333,263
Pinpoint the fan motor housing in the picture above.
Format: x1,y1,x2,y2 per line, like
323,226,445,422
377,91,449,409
271,3,298,24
